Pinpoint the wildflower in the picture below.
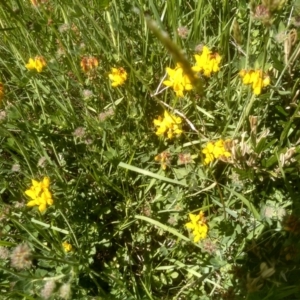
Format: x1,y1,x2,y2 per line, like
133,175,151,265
192,46,221,77
0,110,6,122
98,108,114,122
239,69,270,95
195,44,204,53
59,283,71,299
163,63,193,97
38,156,47,167
82,89,93,99
185,211,208,242
41,280,56,300
0,246,10,260
253,5,271,24
108,67,128,87
202,139,231,165
178,153,193,165
11,164,21,172
155,151,170,170
264,206,274,218
25,177,53,213
62,241,72,252
80,56,99,73
25,56,47,72
177,26,189,38
10,243,32,270
0,83,4,101
153,110,183,139
73,127,85,138
202,239,217,254
58,23,70,33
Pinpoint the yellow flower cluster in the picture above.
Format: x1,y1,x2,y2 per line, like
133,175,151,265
202,139,231,165
62,241,73,252
153,111,183,139
25,56,47,73
163,46,221,96
25,177,53,213
154,151,170,170
109,67,128,87
185,211,208,242
80,56,99,73
163,63,193,97
239,69,270,95
192,46,222,77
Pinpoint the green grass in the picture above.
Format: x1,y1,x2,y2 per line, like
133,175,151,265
1,0,300,299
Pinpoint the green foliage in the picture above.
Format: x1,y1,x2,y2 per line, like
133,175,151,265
1,0,300,299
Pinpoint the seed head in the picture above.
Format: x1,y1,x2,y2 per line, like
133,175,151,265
177,26,189,39
10,243,32,270
73,127,86,138
59,283,71,300
41,280,56,299
0,246,10,260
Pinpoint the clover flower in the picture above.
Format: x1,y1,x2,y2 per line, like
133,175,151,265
41,280,56,300
185,211,208,242
109,67,127,87
154,151,170,170
153,111,183,139
25,177,53,213
59,283,71,300
202,139,231,165
10,243,32,270
192,46,221,77
163,63,193,97
25,56,47,72
80,56,99,73
239,69,270,95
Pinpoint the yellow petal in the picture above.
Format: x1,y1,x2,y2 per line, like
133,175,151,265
27,200,38,207
38,202,47,213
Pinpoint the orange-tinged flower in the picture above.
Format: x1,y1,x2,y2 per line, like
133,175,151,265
25,56,47,72
185,211,208,242
109,67,128,87
155,151,170,170
192,46,221,77
80,56,99,73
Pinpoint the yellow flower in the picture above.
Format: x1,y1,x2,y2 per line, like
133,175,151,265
163,63,193,97
109,67,127,87
25,56,47,72
192,46,221,77
153,111,182,139
185,211,208,242
202,139,231,165
239,69,270,95
80,56,99,73
25,177,53,213
62,241,73,252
